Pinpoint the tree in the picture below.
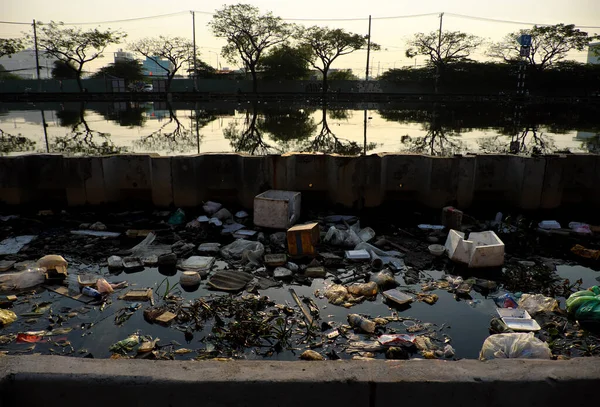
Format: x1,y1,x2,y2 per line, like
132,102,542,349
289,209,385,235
328,69,358,81
91,59,145,82
405,31,483,70
51,60,78,79
0,38,25,58
488,24,596,71
129,36,192,91
34,21,125,91
210,4,292,93
187,59,217,79
258,44,311,80
296,26,378,93
0,64,23,80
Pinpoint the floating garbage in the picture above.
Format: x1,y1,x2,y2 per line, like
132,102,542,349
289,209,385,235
287,222,320,256
518,293,558,315
347,314,376,333
479,333,552,360
254,190,301,229
0,235,36,255
179,256,215,277
180,271,201,287
0,268,46,291
445,230,505,268
347,282,378,297
168,208,186,225
345,249,370,261
108,256,123,269
382,289,413,306
0,309,17,326
571,244,600,260
208,270,253,291
203,201,222,215
566,286,600,323
300,350,324,361
109,334,140,354
264,254,287,267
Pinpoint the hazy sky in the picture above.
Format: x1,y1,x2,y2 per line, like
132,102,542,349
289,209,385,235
3,0,600,75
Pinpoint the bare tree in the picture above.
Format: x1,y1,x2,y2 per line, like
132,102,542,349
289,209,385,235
210,4,292,93
129,36,193,91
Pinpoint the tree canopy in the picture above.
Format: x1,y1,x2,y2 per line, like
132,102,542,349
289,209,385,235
258,44,311,80
0,38,25,59
405,30,483,69
91,59,145,82
129,36,192,91
488,24,596,70
51,60,78,79
34,21,126,91
210,3,292,92
295,26,377,92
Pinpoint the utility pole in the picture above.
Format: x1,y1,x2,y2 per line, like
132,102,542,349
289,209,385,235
365,15,372,81
435,12,444,94
191,11,197,92
32,19,41,91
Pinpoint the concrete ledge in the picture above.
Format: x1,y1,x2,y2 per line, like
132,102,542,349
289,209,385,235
1,356,599,407
1,153,598,210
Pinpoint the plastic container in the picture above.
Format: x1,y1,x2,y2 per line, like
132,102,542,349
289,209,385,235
496,308,531,319
445,230,504,268
180,271,201,286
428,244,446,256
502,318,541,332
254,190,301,229
81,286,102,300
538,220,561,229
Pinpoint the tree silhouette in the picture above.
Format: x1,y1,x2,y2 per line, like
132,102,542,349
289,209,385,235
0,129,36,155
477,126,556,155
224,103,280,155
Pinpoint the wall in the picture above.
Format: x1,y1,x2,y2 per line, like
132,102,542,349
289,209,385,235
0,153,597,211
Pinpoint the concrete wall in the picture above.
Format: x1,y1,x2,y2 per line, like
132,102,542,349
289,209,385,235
1,356,599,407
0,153,598,210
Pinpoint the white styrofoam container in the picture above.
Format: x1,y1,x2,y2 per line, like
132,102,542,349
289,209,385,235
445,230,505,268
502,318,541,331
496,308,531,319
254,190,301,229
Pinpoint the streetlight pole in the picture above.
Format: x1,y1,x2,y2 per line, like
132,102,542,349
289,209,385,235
365,15,372,81
191,11,197,91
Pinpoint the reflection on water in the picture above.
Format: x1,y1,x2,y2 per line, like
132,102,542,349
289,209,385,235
0,100,598,156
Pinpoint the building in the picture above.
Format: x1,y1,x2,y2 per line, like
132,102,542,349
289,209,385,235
587,42,600,64
114,49,135,64
0,49,56,79
142,57,174,77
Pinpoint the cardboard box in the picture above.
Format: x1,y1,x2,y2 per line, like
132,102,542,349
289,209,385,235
287,222,320,257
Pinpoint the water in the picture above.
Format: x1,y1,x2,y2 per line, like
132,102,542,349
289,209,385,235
1,101,598,156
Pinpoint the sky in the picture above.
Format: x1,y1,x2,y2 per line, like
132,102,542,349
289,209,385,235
2,0,600,75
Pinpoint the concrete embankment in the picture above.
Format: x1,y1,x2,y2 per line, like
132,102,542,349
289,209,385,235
0,153,598,210
0,356,599,406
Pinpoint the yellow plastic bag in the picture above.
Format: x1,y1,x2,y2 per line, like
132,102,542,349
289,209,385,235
0,309,17,326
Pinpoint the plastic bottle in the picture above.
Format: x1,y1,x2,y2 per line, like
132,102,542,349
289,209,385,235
82,286,102,300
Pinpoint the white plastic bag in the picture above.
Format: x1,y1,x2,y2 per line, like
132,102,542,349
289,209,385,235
518,294,559,315
0,268,46,291
220,239,264,263
479,333,552,360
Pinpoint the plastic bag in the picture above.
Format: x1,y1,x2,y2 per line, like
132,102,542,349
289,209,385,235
0,268,46,291
518,294,559,315
479,333,552,360
566,286,600,323
97,278,114,294
0,309,17,326
494,293,519,308
220,239,264,263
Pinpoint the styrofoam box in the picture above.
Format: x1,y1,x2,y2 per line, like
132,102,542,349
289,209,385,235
254,190,301,230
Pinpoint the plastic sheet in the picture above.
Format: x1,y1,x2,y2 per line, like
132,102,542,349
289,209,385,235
518,294,559,315
566,286,600,323
479,332,552,360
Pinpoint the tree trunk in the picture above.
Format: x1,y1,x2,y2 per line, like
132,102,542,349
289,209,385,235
322,67,329,94
166,73,174,92
250,66,258,93
76,67,84,92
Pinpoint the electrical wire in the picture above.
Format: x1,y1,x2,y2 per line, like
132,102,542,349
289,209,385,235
0,21,31,25
59,11,188,25
446,12,600,29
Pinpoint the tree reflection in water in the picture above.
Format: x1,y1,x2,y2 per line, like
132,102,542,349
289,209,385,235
0,129,36,155
102,102,150,128
257,107,317,152
581,134,600,153
478,126,556,155
302,104,375,155
224,103,280,155
397,108,465,156
135,103,216,154
53,103,126,155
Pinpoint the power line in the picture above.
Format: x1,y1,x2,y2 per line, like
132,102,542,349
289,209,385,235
0,21,31,25
446,12,600,29
57,11,188,25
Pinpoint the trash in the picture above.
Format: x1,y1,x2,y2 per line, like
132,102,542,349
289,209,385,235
445,230,505,268
0,235,36,255
319,252,343,266
386,347,409,359
221,240,264,261
358,227,376,243
382,289,413,306
0,295,17,308
203,201,222,215
155,311,177,325
96,278,114,294
0,309,17,326
323,215,358,224
428,244,446,257
490,318,513,334
566,286,600,323
345,249,371,261
417,224,444,230
142,255,158,267
442,206,463,230
168,208,186,225
38,254,68,272
538,220,561,229
207,270,254,291
158,253,177,267
254,190,301,229
122,257,144,271
198,243,221,255
209,218,223,227
120,289,153,301
264,254,287,267
443,344,456,358
214,208,233,221
479,332,552,360
107,256,123,269
417,293,438,305
347,282,378,297
354,242,404,269
16,333,43,343
109,334,140,354
179,256,215,276
347,314,376,333
287,222,320,256
300,350,324,360
518,294,559,315
71,230,120,238
0,268,46,291
0,260,15,272
235,211,249,219
180,271,201,286
233,230,257,239
174,348,193,355
197,215,210,223
370,271,397,289
569,222,592,234
43,285,95,304
325,225,361,247
571,245,600,260
89,222,107,231
378,334,415,346
501,318,541,332
138,338,159,353
494,293,519,308
81,286,102,300
273,267,293,280
77,275,98,286
469,278,498,293
289,288,314,326
125,229,152,238
305,267,326,278
172,241,196,257
222,223,245,235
